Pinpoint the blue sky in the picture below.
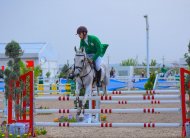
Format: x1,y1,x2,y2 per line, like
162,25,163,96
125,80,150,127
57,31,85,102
0,0,190,65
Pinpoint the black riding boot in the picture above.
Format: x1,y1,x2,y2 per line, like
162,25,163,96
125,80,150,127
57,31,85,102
96,69,102,87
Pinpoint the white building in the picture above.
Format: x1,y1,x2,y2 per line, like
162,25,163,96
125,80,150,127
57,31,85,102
0,42,59,78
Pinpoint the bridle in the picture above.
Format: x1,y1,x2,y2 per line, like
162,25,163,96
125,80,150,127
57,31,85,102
74,54,85,73
74,53,93,78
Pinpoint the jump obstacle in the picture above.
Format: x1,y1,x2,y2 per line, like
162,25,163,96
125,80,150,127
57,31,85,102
4,68,190,137
34,95,180,101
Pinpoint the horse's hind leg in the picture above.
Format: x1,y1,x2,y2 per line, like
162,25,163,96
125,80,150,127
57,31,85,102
102,83,108,96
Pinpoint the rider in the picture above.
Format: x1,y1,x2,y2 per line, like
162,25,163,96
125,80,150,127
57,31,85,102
76,26,109,87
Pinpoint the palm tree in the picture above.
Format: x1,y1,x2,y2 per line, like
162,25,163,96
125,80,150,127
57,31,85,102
141,59,157,66
150,59,157,66
121,58,138,66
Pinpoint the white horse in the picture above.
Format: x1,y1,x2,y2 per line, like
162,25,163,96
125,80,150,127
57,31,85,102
73,47,109,118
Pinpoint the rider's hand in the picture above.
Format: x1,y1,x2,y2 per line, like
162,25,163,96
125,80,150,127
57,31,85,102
68,73,75,80
88,59,93,64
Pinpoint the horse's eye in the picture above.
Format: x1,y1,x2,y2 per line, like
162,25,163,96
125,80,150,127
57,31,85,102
81,60,84,63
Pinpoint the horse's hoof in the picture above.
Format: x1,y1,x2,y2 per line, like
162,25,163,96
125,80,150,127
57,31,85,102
76,103,79,107
79,113,84,118
77,108,81,115
79,117,84,121
79,114,84,121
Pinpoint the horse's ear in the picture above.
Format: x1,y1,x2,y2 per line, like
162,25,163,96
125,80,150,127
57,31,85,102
74,46,77,52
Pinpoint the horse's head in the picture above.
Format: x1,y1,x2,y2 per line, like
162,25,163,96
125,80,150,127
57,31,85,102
73,46,86,76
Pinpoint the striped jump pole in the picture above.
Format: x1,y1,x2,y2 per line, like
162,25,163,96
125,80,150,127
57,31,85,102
35,92,64,95
35,90,179,95
35,90,61,93
35,108,181,114
34,95,180,101
100,100,181,104
35,122,181,128
108,90,179,95
35,90,180,95
35,84,66,86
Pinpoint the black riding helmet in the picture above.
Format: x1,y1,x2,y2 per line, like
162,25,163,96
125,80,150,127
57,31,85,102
76,26,88,34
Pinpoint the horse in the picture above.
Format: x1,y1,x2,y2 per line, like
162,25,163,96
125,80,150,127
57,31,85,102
73,47,109,119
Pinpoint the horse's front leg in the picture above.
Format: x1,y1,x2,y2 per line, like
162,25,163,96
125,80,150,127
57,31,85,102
75,82,82,111
79,85,92,118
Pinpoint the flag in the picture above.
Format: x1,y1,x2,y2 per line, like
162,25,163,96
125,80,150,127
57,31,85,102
26,60,34,68
1,66,4,71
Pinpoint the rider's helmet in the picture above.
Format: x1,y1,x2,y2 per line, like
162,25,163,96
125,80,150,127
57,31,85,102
76,26,88,34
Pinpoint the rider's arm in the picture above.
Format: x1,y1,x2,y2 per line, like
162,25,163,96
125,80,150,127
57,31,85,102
93,37,102,61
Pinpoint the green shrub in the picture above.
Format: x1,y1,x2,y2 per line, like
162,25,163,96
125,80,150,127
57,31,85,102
144,73,156,90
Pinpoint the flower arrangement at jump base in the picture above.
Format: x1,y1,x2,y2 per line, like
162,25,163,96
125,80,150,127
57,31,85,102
0,121,47,138
34,127,47,136
54,115,77,122
0,133,30,138
100,114,107,121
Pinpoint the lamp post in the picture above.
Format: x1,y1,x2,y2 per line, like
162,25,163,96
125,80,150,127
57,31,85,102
144,15,150,78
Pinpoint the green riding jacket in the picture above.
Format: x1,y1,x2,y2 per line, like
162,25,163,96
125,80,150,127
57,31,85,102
80,35,109,61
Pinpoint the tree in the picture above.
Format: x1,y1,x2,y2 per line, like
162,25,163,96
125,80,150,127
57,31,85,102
184,41,190,95
184,41,190,67
19,60,42,82
4,40,24,121
150,59,157,66
142,62,146,66
121,58,138,66
140,59,157,75
34,65,42,81
184,41,190,116
184,41,190,118
141,59,157,66
19,60,28,75
0,70,3,78
46,71,51,78
59,64,70,78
